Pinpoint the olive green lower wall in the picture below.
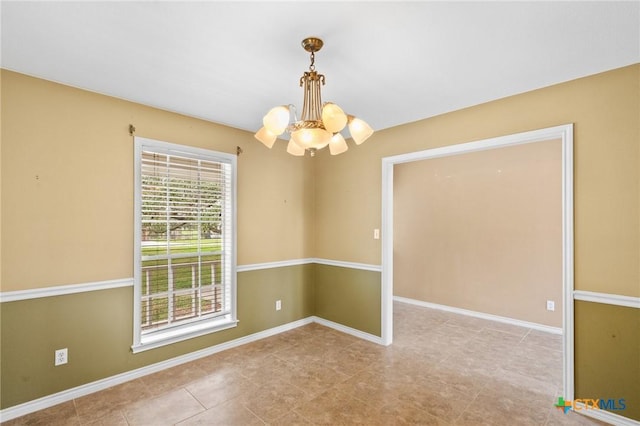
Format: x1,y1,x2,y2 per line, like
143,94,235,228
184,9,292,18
575,301,640,421
0,264,314,409
313,264,381,337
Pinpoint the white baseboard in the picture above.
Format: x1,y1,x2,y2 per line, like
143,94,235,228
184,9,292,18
311,316,384,345
394,296,563,334
575,402,640,426
0,317,314,422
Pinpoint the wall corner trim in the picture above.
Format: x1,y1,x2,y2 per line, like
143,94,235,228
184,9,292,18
573,290,640,309
311,258,382,272
236,258,382,272
236,258,314,272
0,278,134,303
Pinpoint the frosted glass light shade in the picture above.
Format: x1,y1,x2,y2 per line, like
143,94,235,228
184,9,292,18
321,103,348,133
291,128,332,150
254,126,277,148
286,139,305,156
348,117,373,145
263,106,290,135
329,133,348,155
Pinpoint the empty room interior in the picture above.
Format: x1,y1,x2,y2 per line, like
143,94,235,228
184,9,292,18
1,2,639,425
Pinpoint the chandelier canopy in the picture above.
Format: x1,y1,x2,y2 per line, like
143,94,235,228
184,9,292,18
255,37,373,156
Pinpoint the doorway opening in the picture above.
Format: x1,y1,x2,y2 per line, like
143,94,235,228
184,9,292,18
381,124,574,399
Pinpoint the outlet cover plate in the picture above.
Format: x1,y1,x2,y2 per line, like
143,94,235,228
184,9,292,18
55,348,68,366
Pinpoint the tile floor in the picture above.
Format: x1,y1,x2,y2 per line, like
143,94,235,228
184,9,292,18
3,302,609,425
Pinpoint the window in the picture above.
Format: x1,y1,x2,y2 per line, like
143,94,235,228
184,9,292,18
133,137,236,352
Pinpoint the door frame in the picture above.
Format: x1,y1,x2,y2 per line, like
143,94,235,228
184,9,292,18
380,123,574,399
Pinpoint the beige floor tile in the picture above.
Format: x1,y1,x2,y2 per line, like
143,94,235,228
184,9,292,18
286,361,351,398
2,401,79,426
373,345,438,378
490,367,559,399
321,341,385,376
473,327,528,347
81,410,128,426
314,329,361,349
272,339,330,365
275,325,316,344
175,398,263,426
440,349,503,377
186,369,258,409
332,369,403,407
239,354,298,387
240,377,311,422
443,314,496,332
457,401,547,425
521,329,563,351
501,345,563,388
425,362,489,398
190,351,246,376
482,321,533,338
268,410,316,425
123,389,204,426
459,384,551,426
421,323,483,350
74,379,151,423
387,330,452,364
545,406,611,425
294,389,383,425
141,361,208,397
242,334,296,356
394,377,473,422
378,400,448,425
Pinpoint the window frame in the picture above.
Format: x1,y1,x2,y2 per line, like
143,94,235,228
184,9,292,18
132,136,237,353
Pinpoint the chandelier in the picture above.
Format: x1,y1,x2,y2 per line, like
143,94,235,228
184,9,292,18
255,37,373,156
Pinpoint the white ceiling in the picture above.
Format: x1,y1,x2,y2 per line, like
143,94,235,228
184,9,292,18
2,1,639,133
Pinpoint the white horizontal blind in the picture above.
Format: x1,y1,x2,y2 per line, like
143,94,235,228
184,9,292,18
137,144,233,337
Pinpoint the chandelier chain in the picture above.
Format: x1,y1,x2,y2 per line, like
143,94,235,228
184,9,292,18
309,52,315,71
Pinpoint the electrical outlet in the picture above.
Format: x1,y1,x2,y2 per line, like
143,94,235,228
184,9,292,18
55,348,68,366
373,229,380,240
546,300,555,312
275,300,282,311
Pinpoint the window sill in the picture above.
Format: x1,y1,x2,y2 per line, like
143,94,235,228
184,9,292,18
131,317,238,354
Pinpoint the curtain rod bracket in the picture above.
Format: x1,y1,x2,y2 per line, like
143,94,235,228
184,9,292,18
237,146,243,156
129,124,136,136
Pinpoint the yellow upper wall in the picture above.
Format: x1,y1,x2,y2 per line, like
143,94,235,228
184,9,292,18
3,65,639,297
314,64,640,297
0,70,314,291
394,140,563,326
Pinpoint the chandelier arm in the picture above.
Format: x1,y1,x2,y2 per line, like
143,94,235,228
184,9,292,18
289,104,298,123
311,76,322,122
